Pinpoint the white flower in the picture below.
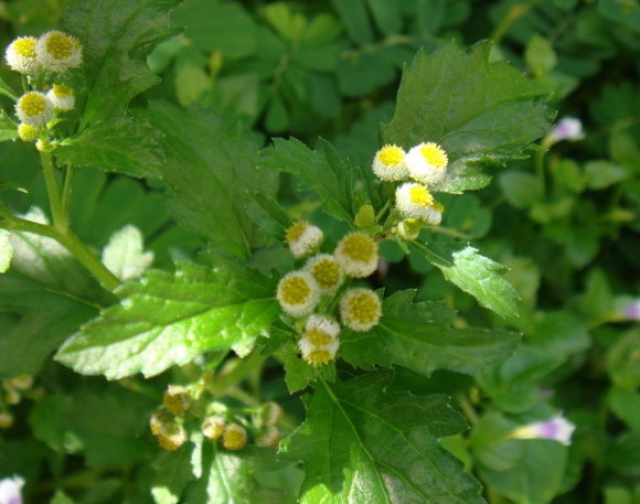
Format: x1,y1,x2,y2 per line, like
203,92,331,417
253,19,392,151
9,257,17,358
304,254,344,293
36,31,82,73
15,92,54,127
334,232,378,278
339,288,382,332
548,117,584,144
305,314,341,343
285,221,323,258
298,334,340,367
395,183,443,225
47,84,75,111
372,144,408,181
5,36,39,74
0,476,24,504
406,142,448,184
276,270,320,317
511,415,576,446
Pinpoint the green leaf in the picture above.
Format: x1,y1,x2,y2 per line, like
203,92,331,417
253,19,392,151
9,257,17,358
499,172,543,209
0,75,18,101
610,388,640,431
330,0,374,44
382,42,553,192
63,0,179,127
151,441,200,504
55,260,280,379
55,116,164,178
365,0,402,35
0,229,12,273
607,329,640,390
0,112,18,142
584,160,629,190
101,225,154,281
413,243,521,319
0,276,97,378
50,491,77,504
341,290,520,376
142,100,277,259
525,34,558,77
281,374,484,504
260,138,357,224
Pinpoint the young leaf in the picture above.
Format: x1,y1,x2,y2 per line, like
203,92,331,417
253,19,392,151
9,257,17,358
63,0,180,127
101,224,154,281
260,138,357,224
381,42,554,192
281,374,484,504
412,243,521,319
341,290,520,376
55,261,280,379
142,101,277,259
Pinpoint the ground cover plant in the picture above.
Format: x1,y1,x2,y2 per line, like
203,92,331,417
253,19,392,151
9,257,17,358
0,0,639,503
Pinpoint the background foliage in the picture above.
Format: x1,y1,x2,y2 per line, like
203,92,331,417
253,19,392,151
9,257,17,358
1,0,640,503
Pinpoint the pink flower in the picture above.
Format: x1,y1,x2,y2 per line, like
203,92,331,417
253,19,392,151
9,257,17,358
0,476,24,504
511,415,575,446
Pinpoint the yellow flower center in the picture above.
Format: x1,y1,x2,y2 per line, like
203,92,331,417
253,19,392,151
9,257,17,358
52,84,73,97
306,348,333,366
279,275,311,305
306,329,333,346
408,185,434,207
419,143,448,168
309,258,341,289
13,38,36,58
45,32,77,59
286,221,308,243
19,93,47,116
223,425,247,451
378,145,404,166
341,234,377,262
345,293,380,325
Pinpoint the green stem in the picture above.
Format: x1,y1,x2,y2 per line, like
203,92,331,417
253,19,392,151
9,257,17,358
535,149,546,197
208,351,267,397
40,149,68,231
61,164,74,219
491,0,544,44
456,393,479,425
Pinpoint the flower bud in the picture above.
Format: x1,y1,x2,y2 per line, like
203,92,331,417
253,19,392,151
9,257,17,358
18,124,41,142
340,288,382,332
256,426,282,448
222,423,247,451
354,204,376,228
0,412,14,429
304,254,344,293
202,415,226,440
162,385,191,416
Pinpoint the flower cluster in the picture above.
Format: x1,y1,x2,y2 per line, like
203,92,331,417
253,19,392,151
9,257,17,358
1,374,35,430
277,222,383,367
372,142,449,238
4,32,81,144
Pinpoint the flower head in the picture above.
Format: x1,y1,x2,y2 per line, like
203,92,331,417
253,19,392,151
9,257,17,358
18,124,41,142
285,221,323,258
511,415,575,446
156,423,187,451
621,299,640,320
304,314,341,345
223,423,248,451
395,183,443,225
406,142,448,185
276,270,320,317
202,415,226,440
36,31,82,72
340,288,382,332
305,254,344,293
262,402,284,427
5,36,39,74
162,385,191,416
16,92,54,127
0,412,14,429
0,475,24,504
47,84,75,111
548,117,584,144
334,232,378,278
372,144,408,181
298,335,340,367
256,425,282,448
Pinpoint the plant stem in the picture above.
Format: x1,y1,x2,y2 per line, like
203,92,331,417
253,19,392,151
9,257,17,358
40,149,68,231
208,351,267,397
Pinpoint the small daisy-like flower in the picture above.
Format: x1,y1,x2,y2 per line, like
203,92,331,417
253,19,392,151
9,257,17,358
0,475,24,504
298,335,340,367
5,36,39,74
305,254,344,293
334,232,378,278
262,402,284,427
276,270,320,317
372,144,408,181
223,423,248,451
285,220,323,258
304,314,340,345
397,219,422,240
156,423,187,451
510,415,576,446
0,412,14,429
36,30,82,73
202,415,226,440
406,142,448,184
15,92,54,127
340,288,382,332
256,425,282,448
395,183,443,225
18,124,41,142
47,84,75,111
162,385,191,416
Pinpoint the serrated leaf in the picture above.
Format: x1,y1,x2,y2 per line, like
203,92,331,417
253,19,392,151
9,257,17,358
142,100,277,259
55,116,164,178
382,42,553,192
151,442,199,504
282,374,484,504
260,138,357,224
0,229,12,273
101,225,154,281
413,243,521,318
341,290,520,376
55,260,280,379
63,0,179,127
